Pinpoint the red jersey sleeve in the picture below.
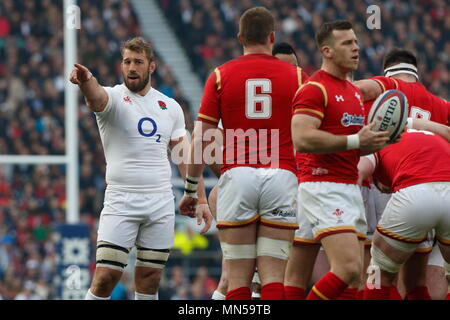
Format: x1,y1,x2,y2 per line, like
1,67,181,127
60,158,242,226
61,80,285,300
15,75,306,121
296,67,309,86
292,82,326,120
197,68,221,125
370,76,399,92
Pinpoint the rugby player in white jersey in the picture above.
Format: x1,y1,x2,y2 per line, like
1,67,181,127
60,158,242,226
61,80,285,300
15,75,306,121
70,37,212,300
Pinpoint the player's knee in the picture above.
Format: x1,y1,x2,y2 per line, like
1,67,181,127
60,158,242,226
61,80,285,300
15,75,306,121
370,245,402,274
256,237,292,260
96,241,130,272
91,270,120,294
339,260,363,284
135,267,163,291
135,266,162,280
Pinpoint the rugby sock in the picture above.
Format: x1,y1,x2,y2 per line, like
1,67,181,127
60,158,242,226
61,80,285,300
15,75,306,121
389,285,403,300
226,287,251,300
261,282,285,300
135,292,158,300
85,288,111,300
284,286,306,300
356,289,364,300
337,287,358,300
211,290,226,300
363,284,391,300
446,293,450,300
406,286,431,300
306,272,348,300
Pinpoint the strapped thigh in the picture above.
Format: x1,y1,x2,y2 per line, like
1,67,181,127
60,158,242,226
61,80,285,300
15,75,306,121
96,241,130,272
135,246,170,269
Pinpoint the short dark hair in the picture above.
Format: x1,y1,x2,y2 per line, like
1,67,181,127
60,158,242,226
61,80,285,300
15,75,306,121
239,7,275,46
272,42,298,59
121,37,154,63
383,48,417,70
315,20,353,48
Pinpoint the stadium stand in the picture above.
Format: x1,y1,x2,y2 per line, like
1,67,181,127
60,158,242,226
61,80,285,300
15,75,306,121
161,0,449,99
0,0,449,299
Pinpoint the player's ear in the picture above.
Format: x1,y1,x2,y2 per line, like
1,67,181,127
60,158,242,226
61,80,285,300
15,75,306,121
237,32,243,45
269,31,275,44
322,45,333,59
149,61,156,74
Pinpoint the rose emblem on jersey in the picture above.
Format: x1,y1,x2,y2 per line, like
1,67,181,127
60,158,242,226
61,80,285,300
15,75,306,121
332,209,344,223
158,100,167,110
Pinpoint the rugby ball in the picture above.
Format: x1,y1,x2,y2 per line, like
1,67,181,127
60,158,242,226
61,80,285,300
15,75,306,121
367,89,408,141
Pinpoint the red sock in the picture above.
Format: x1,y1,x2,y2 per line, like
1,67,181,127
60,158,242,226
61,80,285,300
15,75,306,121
406,286,431,300
363,284,391,300
306,272,348,300
226,287,251,300
284,286,306,300
390,285,403,300
446,293,450,300
261,282,285,300
356,290,364,300
337,288,358,300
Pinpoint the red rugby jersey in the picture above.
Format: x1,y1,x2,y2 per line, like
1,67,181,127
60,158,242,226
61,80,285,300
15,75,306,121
373,130,450,192
197,53,306,174
371,76,450,125
293,70,366,184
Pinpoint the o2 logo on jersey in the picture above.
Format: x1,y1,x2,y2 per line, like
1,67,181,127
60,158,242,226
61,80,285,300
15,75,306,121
138,117,161,142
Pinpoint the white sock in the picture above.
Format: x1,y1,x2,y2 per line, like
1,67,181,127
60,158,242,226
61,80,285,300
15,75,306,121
135,292,158,300
211,290,226,300
85,289,111,300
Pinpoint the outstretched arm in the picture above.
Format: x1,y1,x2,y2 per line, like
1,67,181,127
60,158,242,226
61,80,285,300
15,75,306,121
69,63,108,112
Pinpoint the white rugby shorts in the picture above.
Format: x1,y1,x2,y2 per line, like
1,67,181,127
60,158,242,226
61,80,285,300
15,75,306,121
97,188,175,249
216,167,298,230
295,181,367,243
377,182,450,248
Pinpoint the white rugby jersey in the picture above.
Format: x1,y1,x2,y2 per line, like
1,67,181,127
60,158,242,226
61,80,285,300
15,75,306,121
95,84,186,193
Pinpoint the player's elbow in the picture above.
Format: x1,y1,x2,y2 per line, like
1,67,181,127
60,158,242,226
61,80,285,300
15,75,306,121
292,134,314,153
443,126,450,143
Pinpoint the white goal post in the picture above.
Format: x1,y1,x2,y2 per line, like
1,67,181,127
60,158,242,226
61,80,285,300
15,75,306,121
0,0,79,224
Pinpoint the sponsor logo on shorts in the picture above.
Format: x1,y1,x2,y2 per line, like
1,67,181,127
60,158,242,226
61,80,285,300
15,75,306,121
310,219,320,229
271,209,296,218
332,208,344,223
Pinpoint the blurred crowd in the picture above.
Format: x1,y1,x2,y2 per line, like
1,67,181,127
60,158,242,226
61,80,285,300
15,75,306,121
0,0,201,300
1,0,449,300
161,0,450,99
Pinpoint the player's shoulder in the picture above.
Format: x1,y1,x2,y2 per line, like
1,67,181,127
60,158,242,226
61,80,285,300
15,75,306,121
298,71,329,92
103,83,127,95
